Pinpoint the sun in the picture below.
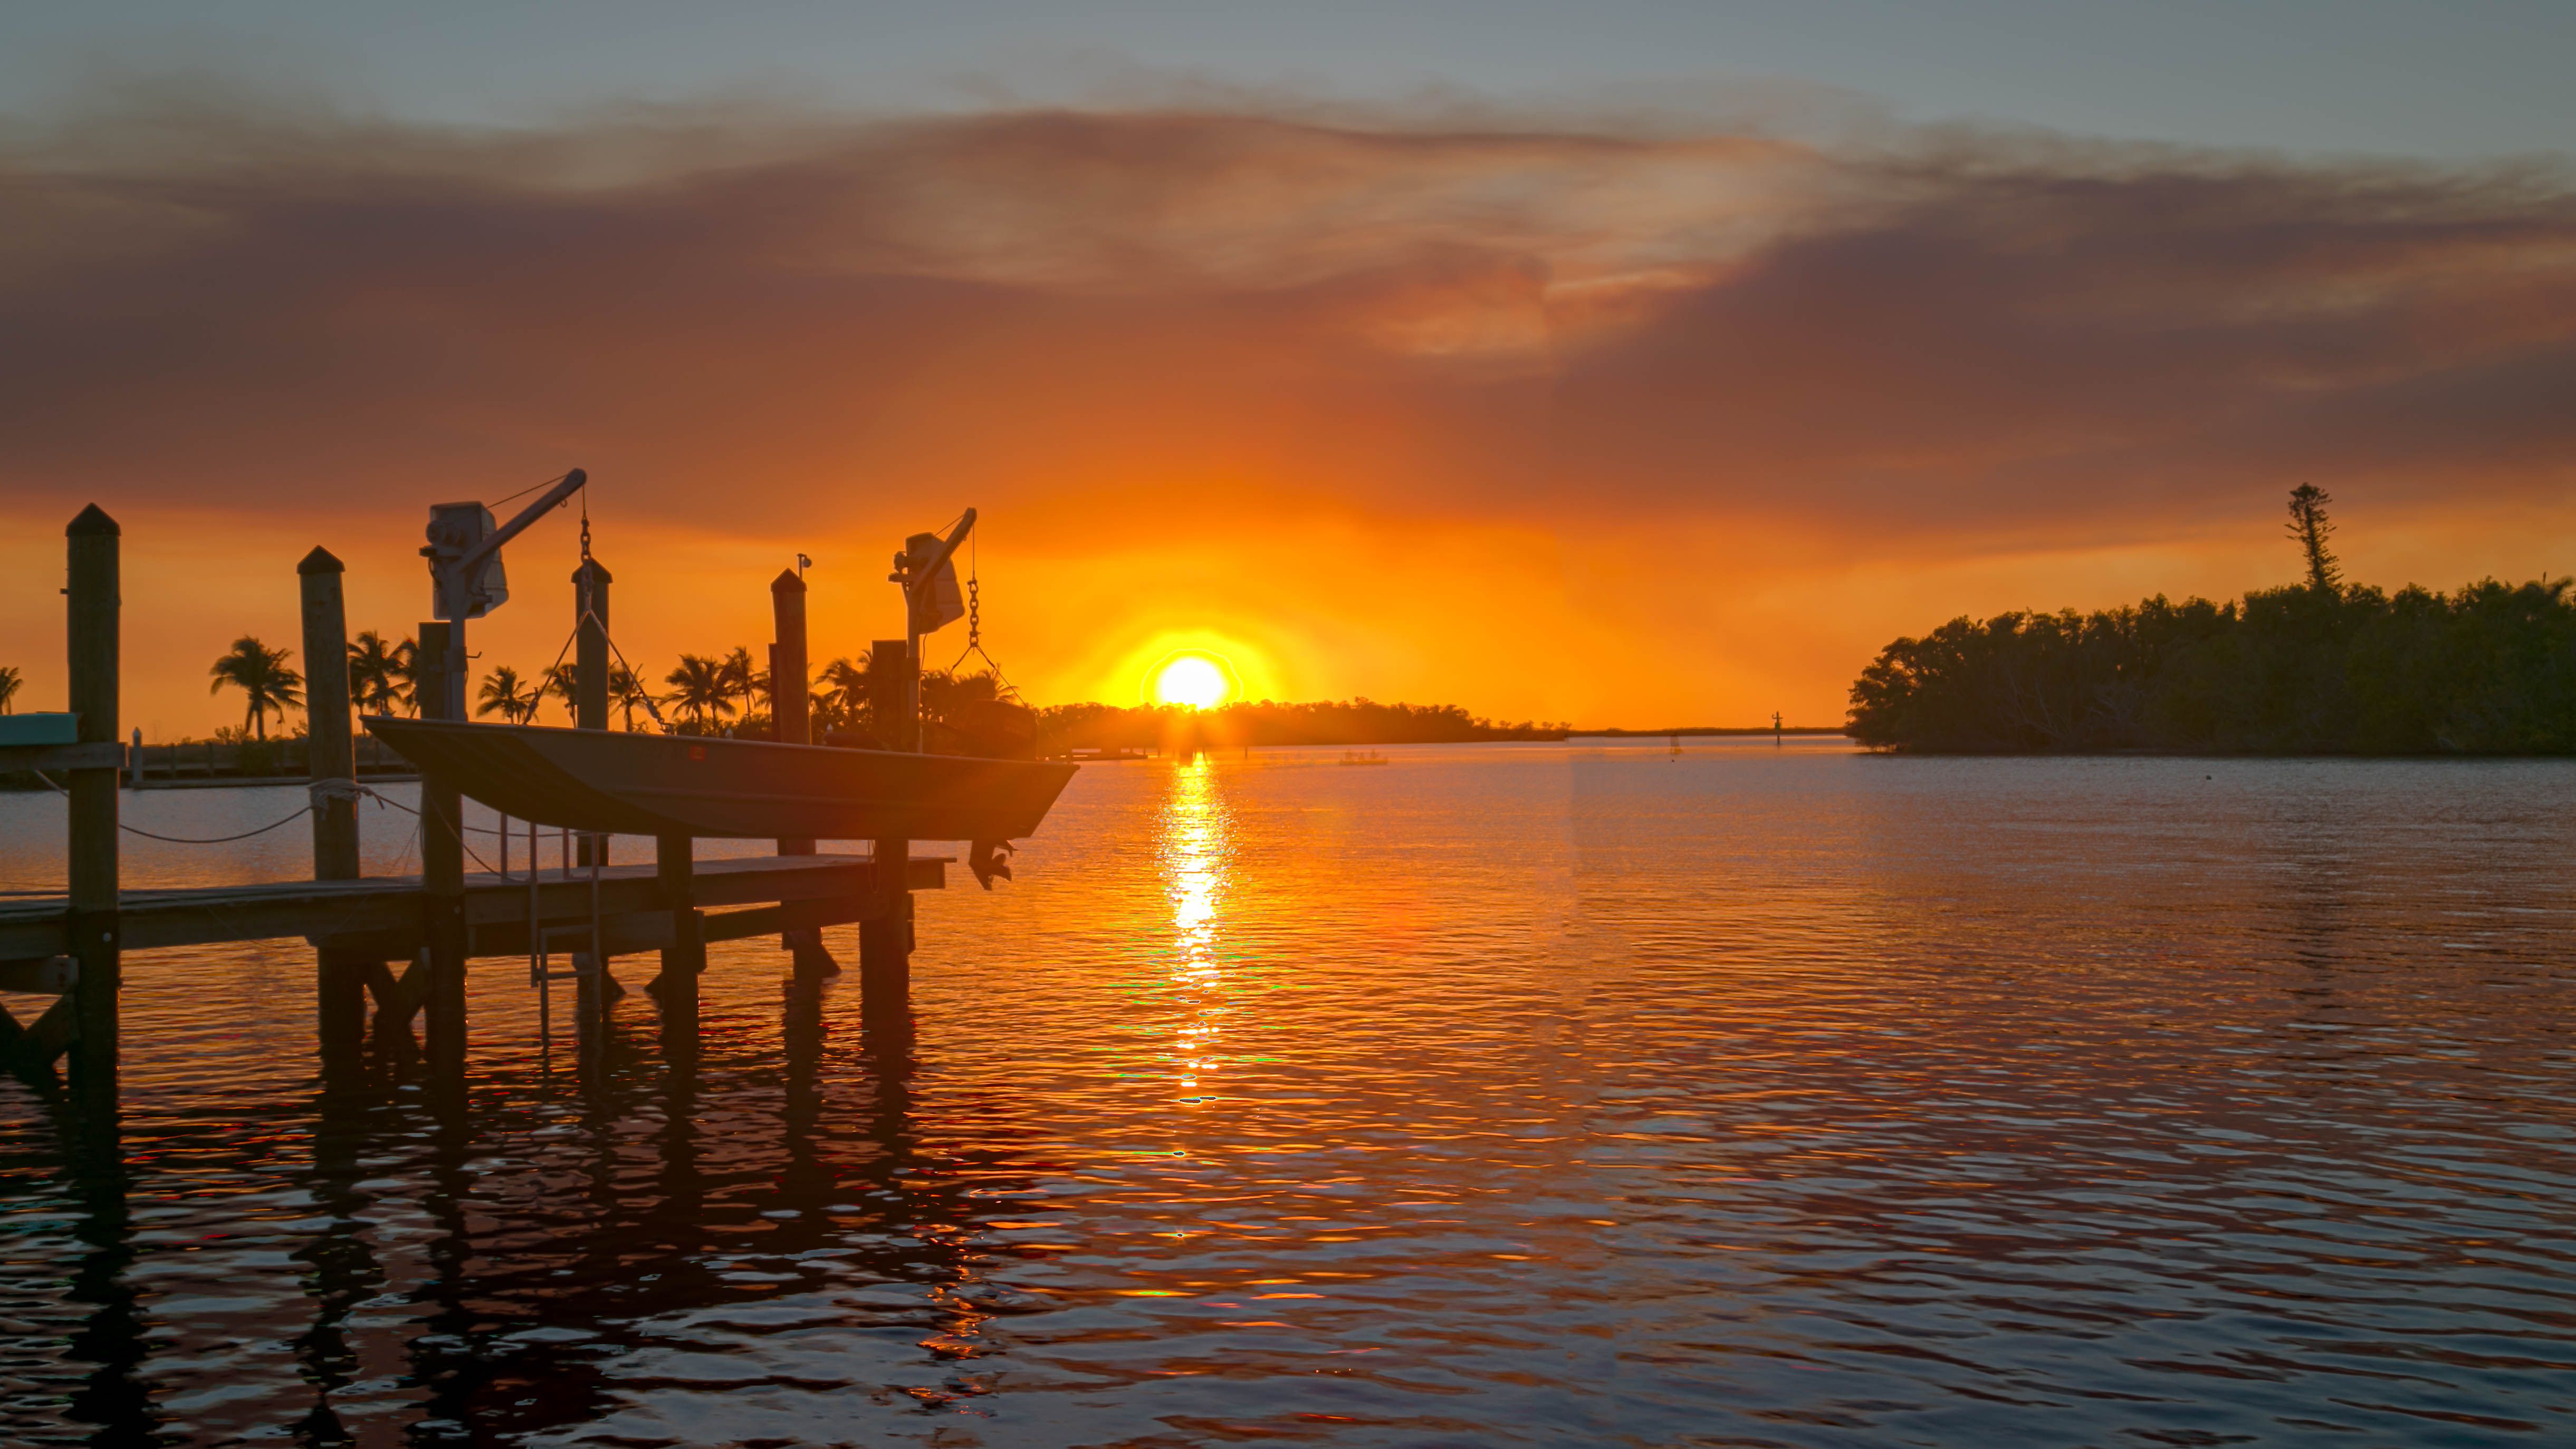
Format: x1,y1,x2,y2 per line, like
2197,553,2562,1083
1151,652,1234,709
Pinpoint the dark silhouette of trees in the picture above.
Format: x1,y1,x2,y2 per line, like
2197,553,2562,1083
475,665,539,724
209,637,304,739
1849,488,2575,754
608,666,654,731
347,631,411,714
663,654,736,731
0,665,19,715
719,646,760,722
458,646,1554,754
814,654,872,734
539,663,580,722
1037,698,1569,753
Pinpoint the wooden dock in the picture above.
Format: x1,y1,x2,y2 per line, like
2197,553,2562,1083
3,501,963,1110
0,852,943,968
0,851,942,1073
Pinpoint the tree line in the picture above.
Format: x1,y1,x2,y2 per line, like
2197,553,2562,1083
186,633,1556,752
200,633,995,743
1037,699,1568,751
1847,486,2576,753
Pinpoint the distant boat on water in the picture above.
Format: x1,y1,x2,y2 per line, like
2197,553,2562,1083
1339,750,1388,766
1065,746,1150,762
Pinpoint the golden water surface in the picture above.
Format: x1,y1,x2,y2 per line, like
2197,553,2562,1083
2,740,2572,1445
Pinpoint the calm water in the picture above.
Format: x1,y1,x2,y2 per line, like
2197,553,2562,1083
3,741,2573,1446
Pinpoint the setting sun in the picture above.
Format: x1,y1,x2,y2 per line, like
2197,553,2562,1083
1151,652,1234,709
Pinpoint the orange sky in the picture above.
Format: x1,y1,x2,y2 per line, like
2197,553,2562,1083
4,103,2573,737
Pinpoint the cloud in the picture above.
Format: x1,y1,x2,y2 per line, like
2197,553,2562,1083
2,93,2572,728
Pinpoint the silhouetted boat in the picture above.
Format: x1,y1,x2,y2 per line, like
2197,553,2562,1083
364,717,1076,841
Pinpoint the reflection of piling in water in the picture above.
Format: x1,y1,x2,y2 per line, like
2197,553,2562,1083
25,1100,161,1444
653,833,704,1060
291,1067,391,1441
353,971,1013,1440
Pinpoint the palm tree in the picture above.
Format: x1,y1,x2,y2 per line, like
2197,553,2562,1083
386,635,425,715
719,646,761,722
540,663,581,722
476,665,538,724
814,654,865,731
347,631,408,714
664,654,737,732
0,665,20,715
609,665,656,731
208,637,305,739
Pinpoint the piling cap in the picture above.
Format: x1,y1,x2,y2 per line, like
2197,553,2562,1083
771,568,806,596
297,545,345,575
66,503,120,537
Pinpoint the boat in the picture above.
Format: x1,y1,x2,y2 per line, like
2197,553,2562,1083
1339,750,1388,766
363,717,1076,842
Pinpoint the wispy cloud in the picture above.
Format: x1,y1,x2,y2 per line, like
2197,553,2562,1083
5,97,2570,539
3,93,2571,724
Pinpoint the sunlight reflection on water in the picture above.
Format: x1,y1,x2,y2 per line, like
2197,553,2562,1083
1161,756,1232,1100
1,741,2573,1446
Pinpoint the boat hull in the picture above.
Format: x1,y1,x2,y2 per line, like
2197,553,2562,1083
363,718,1077,841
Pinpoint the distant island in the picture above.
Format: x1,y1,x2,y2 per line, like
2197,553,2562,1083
1848,486,2576,754
1038,699,1567,753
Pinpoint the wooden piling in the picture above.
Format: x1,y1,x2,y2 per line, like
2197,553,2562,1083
572,558,612,874
299,549,359,876
65,505,120,1117
417,620,468,1077
656,834,703,1053
299,549,370,1071
771,571,838,978
770,571,810,751
859,639,914,1012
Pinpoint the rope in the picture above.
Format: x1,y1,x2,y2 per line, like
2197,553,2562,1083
337,779,506,874
29,769,322,843
597,623,668,731
491,471,573,509
120,808,313,845
26,765,507,865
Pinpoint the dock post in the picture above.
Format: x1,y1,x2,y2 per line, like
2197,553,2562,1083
572,556,611,864
65,505,121,1120
417,620,469,1082
299,548,368,1070
655,834,703,1056
772,570,837,980
859,639,914,1018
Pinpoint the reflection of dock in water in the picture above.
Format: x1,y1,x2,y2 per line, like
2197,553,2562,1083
104,977,1042,1443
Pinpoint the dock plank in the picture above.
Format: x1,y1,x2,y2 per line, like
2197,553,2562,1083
0,852,945,961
